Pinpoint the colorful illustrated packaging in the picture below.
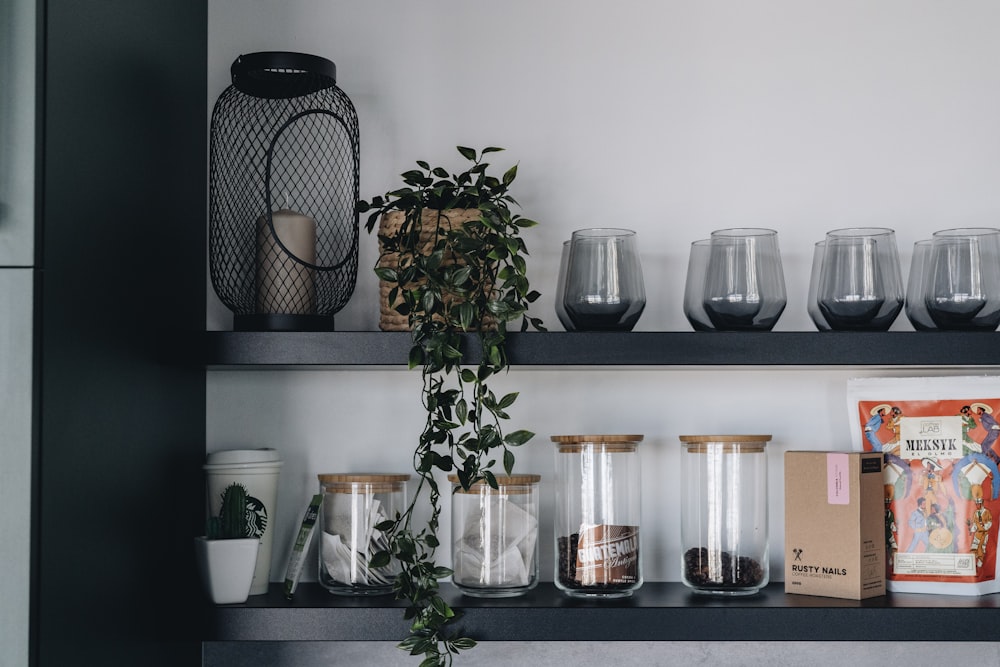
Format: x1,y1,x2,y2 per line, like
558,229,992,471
847,376,1000,595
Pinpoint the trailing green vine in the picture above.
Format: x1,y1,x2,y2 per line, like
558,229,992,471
359,146,544,665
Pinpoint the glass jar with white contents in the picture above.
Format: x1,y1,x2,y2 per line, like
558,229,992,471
551,434,644,598
679,435,770,596
317,473,409,596
449,474,541,598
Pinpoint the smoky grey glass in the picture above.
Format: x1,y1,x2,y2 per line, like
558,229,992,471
924,227,1000,331
683,239,714,331
554,240,576,331
905,239,936,331
562,228,646,331
703,228,786,331
807,241,831,331
815,227,903,331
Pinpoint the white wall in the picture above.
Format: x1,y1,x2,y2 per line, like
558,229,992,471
206,1,1000,664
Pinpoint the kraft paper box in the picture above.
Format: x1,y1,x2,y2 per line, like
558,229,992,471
784,451,886,599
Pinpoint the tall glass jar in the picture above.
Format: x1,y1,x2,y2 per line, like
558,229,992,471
679,435,770,595
449,473,541,598
317,473,409,596
551,434,644,598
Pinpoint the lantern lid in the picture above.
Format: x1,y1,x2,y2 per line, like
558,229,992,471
231,51,337,99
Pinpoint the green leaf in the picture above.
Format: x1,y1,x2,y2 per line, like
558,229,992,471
422,289,437,314
369,551,392,568
430,596,455,619
481,146,504,154
456,146,477,161
503,448,515,475
502,164,518,186
504,429,534,446
408,345,424,369
451,637,478,650
451,266,472,287
374,267,398,282
456,301,474,331
497,392,518,409
456,399,468,425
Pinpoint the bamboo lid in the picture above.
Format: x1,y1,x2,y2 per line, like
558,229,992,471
447,473,541,485
551,434,644,453
318,473,411,494
679,434,770,453
317,473,411,484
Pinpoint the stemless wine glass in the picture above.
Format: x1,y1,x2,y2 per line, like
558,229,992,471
554,240,576,331
815,227,903,331
702,228,786,331
924,227,1000,331
807,241,831,331
683,239,714,331
562,228,646,331
905,239,936,331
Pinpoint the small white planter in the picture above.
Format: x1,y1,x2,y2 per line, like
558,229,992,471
194,536,260,604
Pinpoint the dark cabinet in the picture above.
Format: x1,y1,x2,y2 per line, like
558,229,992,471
31,1,207,665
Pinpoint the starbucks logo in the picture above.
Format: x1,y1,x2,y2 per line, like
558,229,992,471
246,495,268,538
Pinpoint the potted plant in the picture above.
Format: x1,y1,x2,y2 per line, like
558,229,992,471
194,481,261,604
358,146,544,665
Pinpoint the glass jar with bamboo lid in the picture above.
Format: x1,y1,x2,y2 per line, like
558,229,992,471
678,435,771,595
317,473,410,595
551,434,644,598
449,473,541,598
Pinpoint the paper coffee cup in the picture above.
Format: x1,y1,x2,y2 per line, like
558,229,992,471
204,448,283,596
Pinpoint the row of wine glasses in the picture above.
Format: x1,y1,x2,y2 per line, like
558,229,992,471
805,227,1000,331
554,226,1000,332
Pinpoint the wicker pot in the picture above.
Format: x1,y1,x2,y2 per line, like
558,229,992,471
377,208,493,332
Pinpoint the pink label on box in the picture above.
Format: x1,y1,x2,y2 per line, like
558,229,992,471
827,452,850,505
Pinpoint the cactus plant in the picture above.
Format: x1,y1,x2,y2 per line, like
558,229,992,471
206,482,252,539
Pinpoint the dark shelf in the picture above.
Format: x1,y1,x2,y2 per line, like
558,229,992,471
203,582,1000,642
200,332,1000,646
204,331,1000,367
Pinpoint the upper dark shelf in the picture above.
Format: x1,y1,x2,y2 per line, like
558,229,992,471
204,331,1000,367
203,582,1000,642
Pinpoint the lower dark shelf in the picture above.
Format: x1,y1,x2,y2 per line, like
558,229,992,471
202,582,1000,642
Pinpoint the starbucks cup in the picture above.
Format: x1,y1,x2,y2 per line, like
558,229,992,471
204,448,283,595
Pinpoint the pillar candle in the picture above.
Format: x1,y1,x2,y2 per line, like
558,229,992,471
256,209,318,315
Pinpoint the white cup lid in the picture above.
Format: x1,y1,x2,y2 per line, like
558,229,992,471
204,448,282,466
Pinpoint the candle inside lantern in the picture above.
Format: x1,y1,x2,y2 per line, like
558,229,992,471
256,209,318,315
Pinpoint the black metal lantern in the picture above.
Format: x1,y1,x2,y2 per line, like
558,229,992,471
210,51,359,331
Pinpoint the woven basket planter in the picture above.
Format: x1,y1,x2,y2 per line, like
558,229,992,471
377,208,496,332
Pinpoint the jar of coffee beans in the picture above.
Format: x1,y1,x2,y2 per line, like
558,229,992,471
551,434,644,598
679,435,770,595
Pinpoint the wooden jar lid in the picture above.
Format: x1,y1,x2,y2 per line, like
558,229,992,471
446,473,541,485
551,434,643,453
317,473,411,483
679,434,771,453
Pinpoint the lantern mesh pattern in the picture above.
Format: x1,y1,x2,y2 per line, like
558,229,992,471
210,52,359,330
